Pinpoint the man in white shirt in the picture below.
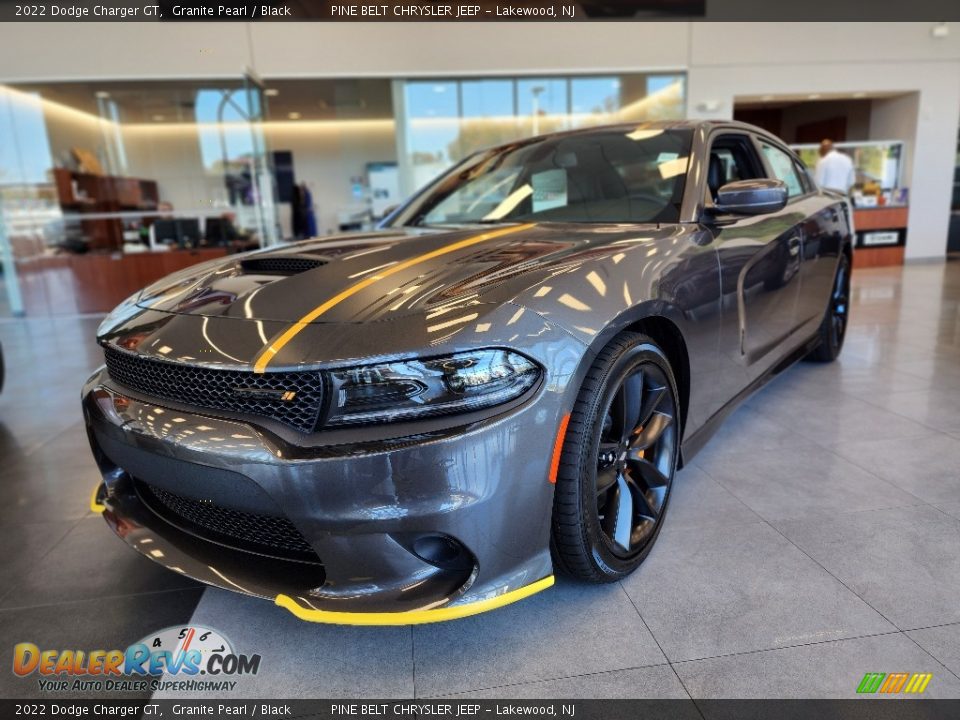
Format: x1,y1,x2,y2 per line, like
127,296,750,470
814,139,855,193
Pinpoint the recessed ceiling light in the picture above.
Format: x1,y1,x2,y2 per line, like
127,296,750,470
807,93,822,100
264,88,279,97
95,91,110,99
152,114,165,122
288,112,301,120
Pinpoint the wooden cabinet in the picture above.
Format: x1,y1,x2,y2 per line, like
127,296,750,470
52,168,160,251
852,206,908,268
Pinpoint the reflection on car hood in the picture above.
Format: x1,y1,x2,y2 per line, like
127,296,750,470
135,223,670,325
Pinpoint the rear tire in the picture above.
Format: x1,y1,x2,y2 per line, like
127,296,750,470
551,332,680,583
806,253,850,363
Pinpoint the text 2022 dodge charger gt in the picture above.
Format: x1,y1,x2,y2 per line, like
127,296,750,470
84,121,852,624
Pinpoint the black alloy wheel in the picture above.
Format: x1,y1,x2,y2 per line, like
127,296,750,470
551,332,680,582
807,253,851,363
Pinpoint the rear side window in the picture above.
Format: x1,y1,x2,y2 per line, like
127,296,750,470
760,142,805,198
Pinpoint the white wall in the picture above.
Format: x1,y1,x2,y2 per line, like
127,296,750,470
0,23,252,82
247,22,689,77
2,21,959,258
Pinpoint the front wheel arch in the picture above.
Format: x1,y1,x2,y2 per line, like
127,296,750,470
550,331,681,582
566,307,690,461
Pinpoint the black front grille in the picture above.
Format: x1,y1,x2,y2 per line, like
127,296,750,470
240,256,326,275
138,481,320,562
104,347,324,432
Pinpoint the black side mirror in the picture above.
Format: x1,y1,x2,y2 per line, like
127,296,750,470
712,179,788,216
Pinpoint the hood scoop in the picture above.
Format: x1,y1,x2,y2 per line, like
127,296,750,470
240,255,327,275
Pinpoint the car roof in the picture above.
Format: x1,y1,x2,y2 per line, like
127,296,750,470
476,119,775,154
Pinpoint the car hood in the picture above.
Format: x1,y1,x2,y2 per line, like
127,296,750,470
134,223,666,325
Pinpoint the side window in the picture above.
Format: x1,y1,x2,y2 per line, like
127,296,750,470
760,142,805,198
706,134,763,203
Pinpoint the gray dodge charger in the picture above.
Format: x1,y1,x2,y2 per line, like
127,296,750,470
84,120,853,624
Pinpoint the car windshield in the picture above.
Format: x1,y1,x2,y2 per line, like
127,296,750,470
392,127,693,227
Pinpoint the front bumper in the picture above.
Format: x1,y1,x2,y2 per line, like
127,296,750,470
83,366,566,622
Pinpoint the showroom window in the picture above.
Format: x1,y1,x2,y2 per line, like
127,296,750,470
395,73,686,195
0,78,280,317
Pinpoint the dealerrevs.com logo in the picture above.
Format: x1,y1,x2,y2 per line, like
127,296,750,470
856,672,933,695
12,625,261,693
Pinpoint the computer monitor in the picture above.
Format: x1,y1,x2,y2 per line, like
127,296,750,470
204,217,237,246
177,218,201,249
152,219,179,245
150,218,201,249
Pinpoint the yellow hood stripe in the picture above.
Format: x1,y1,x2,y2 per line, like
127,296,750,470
274,574,554,625
252,223,536,373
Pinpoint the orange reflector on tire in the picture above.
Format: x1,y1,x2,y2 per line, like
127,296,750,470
549,413,571,484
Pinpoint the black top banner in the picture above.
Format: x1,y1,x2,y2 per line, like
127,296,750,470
1,0,960,21
4,699,960,720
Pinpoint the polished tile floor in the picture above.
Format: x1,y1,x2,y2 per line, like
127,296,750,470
2,261,960,700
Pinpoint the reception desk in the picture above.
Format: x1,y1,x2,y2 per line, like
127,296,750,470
852,206,908,268
17,248,229,316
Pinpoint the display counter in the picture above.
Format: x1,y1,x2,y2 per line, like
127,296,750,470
852,205,907,268
16,247,228,315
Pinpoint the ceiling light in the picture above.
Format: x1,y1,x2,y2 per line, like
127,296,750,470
95,91,110,99
807,94,822,100
761,94,775,102
288,111,301,120
264,88,279,97
853,92,867,99
152,114,165,122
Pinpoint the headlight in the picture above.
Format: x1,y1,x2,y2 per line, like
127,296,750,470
326,349,541,427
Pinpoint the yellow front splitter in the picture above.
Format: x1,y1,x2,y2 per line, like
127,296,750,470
91,478,553,625
274,575,555,626
90,483,106,514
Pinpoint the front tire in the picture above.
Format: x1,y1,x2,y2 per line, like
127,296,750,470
806,252,850,363
551,332,680,582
